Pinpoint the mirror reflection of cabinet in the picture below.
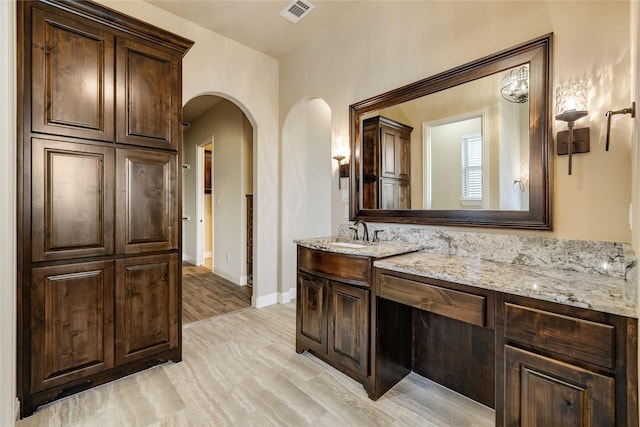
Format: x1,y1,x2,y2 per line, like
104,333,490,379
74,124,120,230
362,116,413,209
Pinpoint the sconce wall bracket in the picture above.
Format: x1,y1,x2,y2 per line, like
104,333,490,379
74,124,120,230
557,127,590,155
339,163,349,178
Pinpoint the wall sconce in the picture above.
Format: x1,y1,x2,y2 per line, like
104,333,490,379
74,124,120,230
501,64,529,103
333,145,350,189
555,81,590,175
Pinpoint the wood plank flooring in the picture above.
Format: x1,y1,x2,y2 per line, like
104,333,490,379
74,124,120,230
182,263,252,324
18,303,495,426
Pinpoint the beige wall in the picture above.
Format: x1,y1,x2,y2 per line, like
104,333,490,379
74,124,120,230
280,98,332,301
280,0,633,243
632,1,640,255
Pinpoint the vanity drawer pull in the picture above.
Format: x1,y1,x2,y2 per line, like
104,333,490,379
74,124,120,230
379,274,486,327
504,303,615,369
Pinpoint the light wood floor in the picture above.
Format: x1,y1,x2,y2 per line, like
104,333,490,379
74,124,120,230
182,263,252,324
18,303,495,426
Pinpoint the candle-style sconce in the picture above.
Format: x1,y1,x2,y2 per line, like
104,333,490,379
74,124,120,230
332,138,350,189
555,81,590,175
605,102,636,151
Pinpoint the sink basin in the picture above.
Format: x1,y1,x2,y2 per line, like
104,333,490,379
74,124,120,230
329,242,367,249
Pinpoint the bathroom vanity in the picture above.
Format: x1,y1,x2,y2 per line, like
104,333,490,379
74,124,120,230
294,238,422,382
295,237,639,427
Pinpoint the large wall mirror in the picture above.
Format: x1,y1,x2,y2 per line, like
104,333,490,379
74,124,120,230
349,34,552,229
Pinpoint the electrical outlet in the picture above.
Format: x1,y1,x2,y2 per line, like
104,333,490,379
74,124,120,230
226,252,230,261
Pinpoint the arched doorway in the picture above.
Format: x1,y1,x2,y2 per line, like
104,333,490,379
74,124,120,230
181,94,255,323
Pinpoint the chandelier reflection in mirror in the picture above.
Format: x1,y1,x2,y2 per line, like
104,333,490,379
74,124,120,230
501,64,529,103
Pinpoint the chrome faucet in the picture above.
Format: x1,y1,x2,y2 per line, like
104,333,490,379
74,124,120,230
353,220,369,242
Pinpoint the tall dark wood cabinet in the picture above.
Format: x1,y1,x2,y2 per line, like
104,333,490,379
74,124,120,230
362,116,412,210
17,0,193,416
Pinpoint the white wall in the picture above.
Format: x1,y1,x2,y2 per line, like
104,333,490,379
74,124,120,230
280,0,633,243
96,0,279,307
280,99,332,302
0,1,16,424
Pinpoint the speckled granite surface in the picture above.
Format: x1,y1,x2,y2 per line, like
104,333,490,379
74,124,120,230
334,223,637,317
294,236,423,258
338,224,635,279
374,251,635,318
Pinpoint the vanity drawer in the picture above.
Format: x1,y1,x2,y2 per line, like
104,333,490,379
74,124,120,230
379,274,486,327
298,247,370,286
504,303,615,369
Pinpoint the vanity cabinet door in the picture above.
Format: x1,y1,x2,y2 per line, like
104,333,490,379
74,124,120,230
31,6,115,142
31,138,115,262
328,282,369,379
116,38,179,150
30,261,115,393
115,148,178,254
115,253,178,365
296,272,328,355
505,345,615,427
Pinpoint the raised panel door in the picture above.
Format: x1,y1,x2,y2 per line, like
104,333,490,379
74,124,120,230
505,345,615,427
116,38,179,150
30,261,114,392
328,282,369,379
380,129,397,178
116,148,178,254
397,134,411,180
115,253,178,365
31,7,114,141
296,272,328,355
31,138,114,261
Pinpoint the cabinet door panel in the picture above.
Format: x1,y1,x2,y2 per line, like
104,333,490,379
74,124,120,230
505,346,615,427
31,138,114,261
116,38,178,150
380,130,397,177
31,7,114,141
115,254,178,365
397,134,411,179
329,282,369,378
116,148,178,254
30,261,114,392
296,273,328,354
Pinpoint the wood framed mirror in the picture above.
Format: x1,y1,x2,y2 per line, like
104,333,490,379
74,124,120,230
349,34,552,229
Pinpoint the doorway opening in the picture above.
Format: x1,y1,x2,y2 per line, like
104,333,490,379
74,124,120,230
181,94,254,324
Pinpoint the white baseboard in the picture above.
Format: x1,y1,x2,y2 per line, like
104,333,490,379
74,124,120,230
239,275,248,286
215,269,241,285
182,254,196,264
253,292,278,308
278,288,296,304
15,398,20,423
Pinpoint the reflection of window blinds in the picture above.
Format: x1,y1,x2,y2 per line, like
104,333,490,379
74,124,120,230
462,133,483,200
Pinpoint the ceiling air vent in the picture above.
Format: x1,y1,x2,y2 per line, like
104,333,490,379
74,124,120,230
280,0,315,24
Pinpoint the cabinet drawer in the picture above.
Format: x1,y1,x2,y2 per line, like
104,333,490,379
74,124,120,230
379,274,486,327
504,303,615,369
298,247,370,286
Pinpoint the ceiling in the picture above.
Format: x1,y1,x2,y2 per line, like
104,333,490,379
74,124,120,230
146,0,361,60
153,0,362,122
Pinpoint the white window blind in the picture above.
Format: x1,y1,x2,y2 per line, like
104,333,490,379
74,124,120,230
461,133,482,201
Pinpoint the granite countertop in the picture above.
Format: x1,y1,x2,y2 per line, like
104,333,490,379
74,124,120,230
374,251,636,318
295,236,423,259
